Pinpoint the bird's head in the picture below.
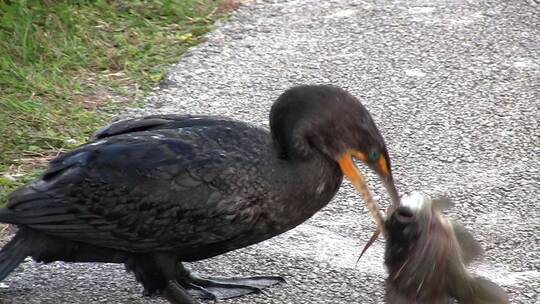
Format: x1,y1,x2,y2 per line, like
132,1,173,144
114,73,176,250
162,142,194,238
270,85,400,216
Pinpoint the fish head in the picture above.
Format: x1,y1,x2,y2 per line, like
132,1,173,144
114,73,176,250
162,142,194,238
384,192,435,259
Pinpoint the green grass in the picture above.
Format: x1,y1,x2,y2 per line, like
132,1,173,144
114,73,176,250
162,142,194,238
0,0,237,204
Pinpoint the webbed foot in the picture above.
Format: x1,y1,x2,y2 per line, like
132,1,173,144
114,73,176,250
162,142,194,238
175,264,285,299
164,280,200,304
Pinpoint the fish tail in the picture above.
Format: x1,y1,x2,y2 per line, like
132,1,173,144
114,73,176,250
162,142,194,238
462,276,509,304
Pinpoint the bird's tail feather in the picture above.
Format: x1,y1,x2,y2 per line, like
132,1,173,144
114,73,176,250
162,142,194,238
0,209,16,224
0,231,31,281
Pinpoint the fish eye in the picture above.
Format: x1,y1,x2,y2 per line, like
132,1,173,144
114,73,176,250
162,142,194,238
368,150,380,161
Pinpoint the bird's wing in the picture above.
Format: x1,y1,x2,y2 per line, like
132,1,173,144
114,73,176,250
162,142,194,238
6,127,264,252
91,114,232,140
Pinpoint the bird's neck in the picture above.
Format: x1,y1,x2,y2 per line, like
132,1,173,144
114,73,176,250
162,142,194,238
272,152,343,229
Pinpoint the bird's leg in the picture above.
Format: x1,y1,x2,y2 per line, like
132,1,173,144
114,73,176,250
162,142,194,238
164,280,200,304
133,253,201,304
175,263,285,300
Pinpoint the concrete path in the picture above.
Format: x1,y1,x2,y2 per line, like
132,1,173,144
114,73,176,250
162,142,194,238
2,0,539,303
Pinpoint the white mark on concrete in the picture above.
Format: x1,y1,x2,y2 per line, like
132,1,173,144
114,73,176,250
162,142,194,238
514,59,537,69
411,16,431,23
405,69,427,77
409,7,436,14
325,9,356,19
449,12,484,25
408,7,436,23
259,223,386,274
321,51,365,59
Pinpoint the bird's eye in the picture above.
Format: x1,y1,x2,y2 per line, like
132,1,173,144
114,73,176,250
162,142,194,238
368,151,380,161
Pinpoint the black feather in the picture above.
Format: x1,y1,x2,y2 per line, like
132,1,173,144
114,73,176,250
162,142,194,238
0,231,31,281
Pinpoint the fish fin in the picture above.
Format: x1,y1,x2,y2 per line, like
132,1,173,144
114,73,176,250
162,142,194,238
460,277,509,304
432,195,454,211
451,221,484,264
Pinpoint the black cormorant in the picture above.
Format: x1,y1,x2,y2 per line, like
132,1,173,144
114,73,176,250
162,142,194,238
0,85,399,303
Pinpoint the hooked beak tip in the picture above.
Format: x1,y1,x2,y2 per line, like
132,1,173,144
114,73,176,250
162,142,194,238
373,154,400,209
382,175,400,209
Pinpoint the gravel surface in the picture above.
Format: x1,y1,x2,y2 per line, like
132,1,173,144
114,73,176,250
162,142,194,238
2,0,539,303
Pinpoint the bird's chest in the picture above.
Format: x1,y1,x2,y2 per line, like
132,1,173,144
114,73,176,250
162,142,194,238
204,152,342,243
252,164,342,236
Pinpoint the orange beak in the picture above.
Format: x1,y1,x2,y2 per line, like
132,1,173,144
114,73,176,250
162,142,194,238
375,154,390,178
337,150,386,231
373,153,400,209
338,150,400,260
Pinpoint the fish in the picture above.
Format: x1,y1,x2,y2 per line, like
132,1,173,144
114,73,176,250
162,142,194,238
383,192,509,304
